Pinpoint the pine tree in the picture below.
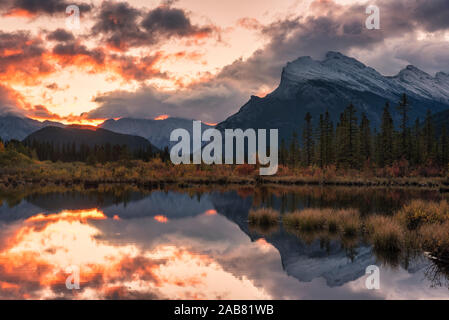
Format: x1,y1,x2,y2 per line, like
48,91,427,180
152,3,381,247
423,109,436,161
359,112,372,162
324,111,334,165
336,104,359,168
279,138,288,166
397,93,411,159
288,132,300,167
380,102,394,166
411,118,422,166
302,112,314,167
439,125,449,165
317,114,326,167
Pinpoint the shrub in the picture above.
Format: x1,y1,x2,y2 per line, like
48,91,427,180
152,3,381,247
396,200,449,230
366,215,403,253
283,209,327,232
338,209,361,237
419,222,449,261
248,208,279,226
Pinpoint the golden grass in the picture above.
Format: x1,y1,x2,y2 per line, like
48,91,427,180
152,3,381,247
419,222,449,260
283,208,361,236
248,208,280,227
365,215,404,253
395,200,449,230
283,209,327,232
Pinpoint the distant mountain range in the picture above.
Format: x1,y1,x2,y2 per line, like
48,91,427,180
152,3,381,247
218,51,449,142
24,126,156,152
2,51,449,147
100,117,213,150
0,115,64,141
0,116,211,150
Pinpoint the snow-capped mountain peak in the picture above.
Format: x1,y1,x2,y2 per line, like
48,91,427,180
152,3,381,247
219,52,449,144
274,52,449,104
391,65,449,102
275,51,398,99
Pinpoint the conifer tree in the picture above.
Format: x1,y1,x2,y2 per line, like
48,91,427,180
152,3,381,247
302,112,314,167
324,111,334,165
359,112,372,162
423,109,436,161
380,102,394,166
397,93,411,159
289,132,300,167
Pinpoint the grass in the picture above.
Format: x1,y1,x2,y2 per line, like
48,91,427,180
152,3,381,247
283,209,327,232
419,222,449,261
337,209,360,237
248,208,280,227
283,208,361,236
395,200,449,230
365,215,404,253
0,149,447,188
280,200,449,265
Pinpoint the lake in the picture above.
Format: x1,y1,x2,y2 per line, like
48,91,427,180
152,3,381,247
0,185,448,299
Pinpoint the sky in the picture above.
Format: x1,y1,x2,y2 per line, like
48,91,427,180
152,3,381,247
0,0,449,125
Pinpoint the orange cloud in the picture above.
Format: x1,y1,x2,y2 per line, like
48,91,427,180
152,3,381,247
154,215,169,223
0,208,272,299
3,8,36,18
26,209,107,223
154,115,170,120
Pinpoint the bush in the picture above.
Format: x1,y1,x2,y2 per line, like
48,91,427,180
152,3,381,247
366,215,403,253
283,209,327,232
338,209,361,237
248,208,279,226
419,222,449,260
396,200,449,230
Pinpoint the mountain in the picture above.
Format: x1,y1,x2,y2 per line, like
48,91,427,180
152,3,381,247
100,117,213,150
209,191,377,287
218,51,449,142
23,125,156,152
0,115,64,141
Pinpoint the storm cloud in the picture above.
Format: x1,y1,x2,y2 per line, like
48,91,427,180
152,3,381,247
0,0,91,16
91,1,215,51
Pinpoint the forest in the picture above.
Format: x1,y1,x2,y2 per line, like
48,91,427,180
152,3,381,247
279,94,448,174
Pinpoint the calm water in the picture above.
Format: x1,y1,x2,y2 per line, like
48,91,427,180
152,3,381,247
0,186,448,299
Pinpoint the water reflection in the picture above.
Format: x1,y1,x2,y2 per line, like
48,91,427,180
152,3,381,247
0,186,448,299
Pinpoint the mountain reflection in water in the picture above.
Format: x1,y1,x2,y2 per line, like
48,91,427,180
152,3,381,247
0,186,448,299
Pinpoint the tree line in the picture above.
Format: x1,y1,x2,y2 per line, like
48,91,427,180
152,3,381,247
279,94,448,169
0,138,172,164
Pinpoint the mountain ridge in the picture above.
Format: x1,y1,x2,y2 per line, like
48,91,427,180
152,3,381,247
23,126,157,152
218,51,449,143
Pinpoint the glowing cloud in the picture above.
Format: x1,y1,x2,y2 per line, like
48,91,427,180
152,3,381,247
154,215,169,223
154,115,170,121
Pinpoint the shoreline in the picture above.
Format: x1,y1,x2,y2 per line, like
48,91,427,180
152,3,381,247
0,175,445,190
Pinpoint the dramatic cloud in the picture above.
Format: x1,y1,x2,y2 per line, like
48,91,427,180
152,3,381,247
213,0,449,97
0,31,54,85
0,0,91,17
46,28,75,42
0,85,24,115
3,0,449,124
403,0,449,33
141,6,213,38
91,1,215,51
88,81,247,123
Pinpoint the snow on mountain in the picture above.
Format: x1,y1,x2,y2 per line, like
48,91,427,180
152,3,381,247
219,51,449,143
275,51,449,102
0,115,65,141
390,65,449,103
100,117,213,150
